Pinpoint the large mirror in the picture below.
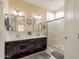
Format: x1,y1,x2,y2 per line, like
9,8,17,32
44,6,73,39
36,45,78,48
4,0,47,35
5,14,25,32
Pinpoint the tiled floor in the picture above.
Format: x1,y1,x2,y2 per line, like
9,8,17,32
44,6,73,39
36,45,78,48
20,46,64,59
20,52,56,59
20,47,56,59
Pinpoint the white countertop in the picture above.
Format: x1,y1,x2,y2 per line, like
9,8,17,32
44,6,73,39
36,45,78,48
5,35,47,42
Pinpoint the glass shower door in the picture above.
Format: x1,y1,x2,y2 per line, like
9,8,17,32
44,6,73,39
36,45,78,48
48,18,65,51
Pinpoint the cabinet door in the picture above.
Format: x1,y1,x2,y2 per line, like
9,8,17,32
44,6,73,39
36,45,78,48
5,42,17,56
18,40,28,53
74,0,79,58
65,0,79,59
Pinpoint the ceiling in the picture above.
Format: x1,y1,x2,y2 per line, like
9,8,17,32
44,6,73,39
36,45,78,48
23,0,64,12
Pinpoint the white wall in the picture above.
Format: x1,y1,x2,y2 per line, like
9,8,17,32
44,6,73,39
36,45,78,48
65,0,79,59
0,0,5,59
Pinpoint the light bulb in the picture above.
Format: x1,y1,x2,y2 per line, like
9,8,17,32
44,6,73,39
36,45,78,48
38,16,42,19
13,9,18,16
33,15,42,19
18,11,23,16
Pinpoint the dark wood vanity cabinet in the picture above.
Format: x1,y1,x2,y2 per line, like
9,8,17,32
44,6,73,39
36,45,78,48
5,37,47,59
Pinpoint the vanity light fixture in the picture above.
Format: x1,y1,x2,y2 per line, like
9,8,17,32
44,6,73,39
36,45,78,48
13,9,24,17
33,15,42,19
13,9,18,16
18,11,23,17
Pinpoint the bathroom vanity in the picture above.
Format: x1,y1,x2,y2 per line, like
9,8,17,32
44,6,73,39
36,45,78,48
5,36,47,59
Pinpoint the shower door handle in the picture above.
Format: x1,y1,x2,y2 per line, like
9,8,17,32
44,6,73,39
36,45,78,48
65,36,68,39
78,34,79,39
